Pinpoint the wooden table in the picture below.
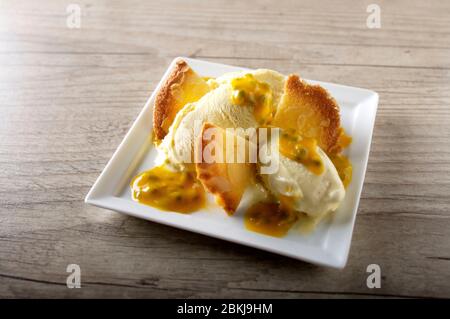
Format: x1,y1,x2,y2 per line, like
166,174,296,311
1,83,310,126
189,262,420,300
1,0,449,298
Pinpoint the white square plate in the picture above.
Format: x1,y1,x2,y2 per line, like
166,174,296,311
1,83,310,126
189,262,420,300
85,57,378,268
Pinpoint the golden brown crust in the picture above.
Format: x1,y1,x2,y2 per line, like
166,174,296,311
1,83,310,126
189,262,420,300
153,60,190,140
195,123,254,215
153,60,209,140
273,75,342,154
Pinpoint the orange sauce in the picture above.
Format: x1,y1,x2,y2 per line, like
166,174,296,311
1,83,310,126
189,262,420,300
244,202,298,237
336,128,352,149
130,166,205,213
279,129,324,175
330,154,352,188
230,73,274,125
330,129,353,188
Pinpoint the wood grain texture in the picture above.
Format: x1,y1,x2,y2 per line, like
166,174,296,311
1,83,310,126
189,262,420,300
1,0,449,298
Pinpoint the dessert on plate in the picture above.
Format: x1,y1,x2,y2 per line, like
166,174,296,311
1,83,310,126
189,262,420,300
130,59,352,237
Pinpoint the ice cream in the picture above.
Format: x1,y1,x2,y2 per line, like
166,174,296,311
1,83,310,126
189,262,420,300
260,134,345,217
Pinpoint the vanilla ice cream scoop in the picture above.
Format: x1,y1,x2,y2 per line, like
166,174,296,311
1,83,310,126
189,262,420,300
260,136,345,217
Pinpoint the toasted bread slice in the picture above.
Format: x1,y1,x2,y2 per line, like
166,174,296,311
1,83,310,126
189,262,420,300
196,123,255,215
153,60,210,140
272,75,342,154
